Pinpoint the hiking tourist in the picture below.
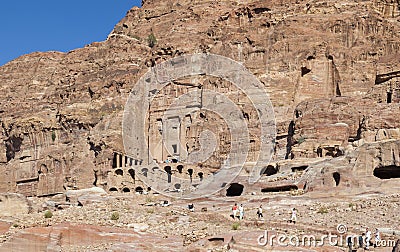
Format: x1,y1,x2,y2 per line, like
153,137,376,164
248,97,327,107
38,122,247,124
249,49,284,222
239,204,244,220
257,205,263,219
232,203,238,220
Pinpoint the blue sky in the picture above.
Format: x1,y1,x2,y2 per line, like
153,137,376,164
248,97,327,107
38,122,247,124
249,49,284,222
0,1,142,66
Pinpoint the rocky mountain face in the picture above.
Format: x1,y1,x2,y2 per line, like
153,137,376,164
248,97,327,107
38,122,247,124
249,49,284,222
0,0,399,198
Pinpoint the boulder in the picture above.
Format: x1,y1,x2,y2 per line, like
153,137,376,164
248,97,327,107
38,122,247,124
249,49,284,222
0,193,30,216
65,187,107,204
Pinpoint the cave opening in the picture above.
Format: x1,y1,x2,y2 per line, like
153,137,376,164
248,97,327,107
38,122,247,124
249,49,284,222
172,144,178,154
291,165,308,172
164,166,172,183
333,172,340,186
387,92,392,103
301,66,311,76
109,187,118,192
226,183,244,196
188,168,193,182
122,187,130,193
260,165,278,176
135,186,144,193
373,165,400,179
115,169,123,176
177,165,183,173
128,169,135,181
261,185,298,193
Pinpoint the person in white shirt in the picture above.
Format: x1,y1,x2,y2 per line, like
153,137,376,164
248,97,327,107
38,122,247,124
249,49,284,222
365,227,371,250
291,208,297,224
257,205,263,219
239,204,244,220
374,228,380,248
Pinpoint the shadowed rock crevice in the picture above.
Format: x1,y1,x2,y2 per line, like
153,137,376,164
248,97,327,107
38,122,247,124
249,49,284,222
261,185,298,193
291,165,308,172
5,136,23,162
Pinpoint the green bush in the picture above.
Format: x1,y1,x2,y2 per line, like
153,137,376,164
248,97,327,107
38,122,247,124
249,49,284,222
145,196,154,203
232,222,240,230
44,210,53,218
317,206,328,214
111,212,120,221
147,33,157,48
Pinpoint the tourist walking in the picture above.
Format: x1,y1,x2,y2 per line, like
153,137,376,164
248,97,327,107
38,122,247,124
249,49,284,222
257,205,263,219
358,233,364,249
290,208,297,224
374,228,380,248
239,204,244,220
231,203,238,220
365,227,371,250
346,235,353,252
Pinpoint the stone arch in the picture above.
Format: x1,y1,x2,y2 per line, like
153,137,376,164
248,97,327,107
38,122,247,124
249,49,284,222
164,166,172,183
226,183,244,196
188,168,193,182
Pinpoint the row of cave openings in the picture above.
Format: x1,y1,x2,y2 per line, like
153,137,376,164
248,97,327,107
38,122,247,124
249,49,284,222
109,186,151,194
109,166,400,195
113,165,204,183
226,168,340,197
112,153,204,183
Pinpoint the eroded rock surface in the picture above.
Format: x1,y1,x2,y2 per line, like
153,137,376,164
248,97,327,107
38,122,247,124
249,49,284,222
0,0,399,250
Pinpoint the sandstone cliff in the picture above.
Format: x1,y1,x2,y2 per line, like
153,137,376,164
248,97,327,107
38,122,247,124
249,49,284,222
0,0,399,197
